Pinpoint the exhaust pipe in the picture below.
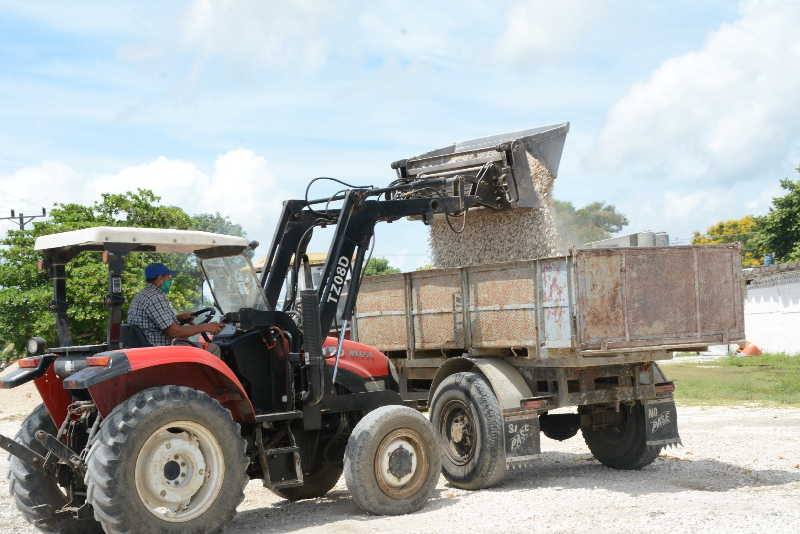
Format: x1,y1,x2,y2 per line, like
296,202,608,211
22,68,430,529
391,122,569,209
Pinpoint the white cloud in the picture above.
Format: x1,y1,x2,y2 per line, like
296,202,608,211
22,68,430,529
0,150,288,243
495,1,606,62
595,0,800,183
181,0,334,72
0,162,85,215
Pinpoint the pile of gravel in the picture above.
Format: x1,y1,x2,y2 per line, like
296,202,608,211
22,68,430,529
429,154,558,268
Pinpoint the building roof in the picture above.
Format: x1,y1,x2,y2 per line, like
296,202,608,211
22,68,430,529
34,226,249,254
742,262,800,281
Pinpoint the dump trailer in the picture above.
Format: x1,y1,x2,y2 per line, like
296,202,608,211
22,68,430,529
352,244,745,487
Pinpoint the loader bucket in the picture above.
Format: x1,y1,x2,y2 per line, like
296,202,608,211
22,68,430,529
391,122,569,209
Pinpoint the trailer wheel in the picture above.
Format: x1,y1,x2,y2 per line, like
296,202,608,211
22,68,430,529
7,404,103,534
580,401,662,470
430,372,506,490
85,386,248,534
344,405,439,515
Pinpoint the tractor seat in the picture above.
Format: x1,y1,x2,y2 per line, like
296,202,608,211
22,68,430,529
120,323,153,348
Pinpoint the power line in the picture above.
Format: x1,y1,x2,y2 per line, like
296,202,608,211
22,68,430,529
0,208,48,230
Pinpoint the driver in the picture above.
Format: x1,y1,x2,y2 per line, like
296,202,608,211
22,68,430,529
128,263,223,356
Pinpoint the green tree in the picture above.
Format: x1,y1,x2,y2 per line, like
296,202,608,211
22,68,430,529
0,190,243,353
363,257,400,276
692,216,763,267
191,212,246,237
755,171,800,263
554,200,629,248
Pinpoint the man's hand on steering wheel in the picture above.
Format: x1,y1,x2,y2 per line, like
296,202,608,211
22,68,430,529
200,322,223,341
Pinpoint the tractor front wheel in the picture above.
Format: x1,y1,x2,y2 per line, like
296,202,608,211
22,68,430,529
344,405,440,515
85,386,248,534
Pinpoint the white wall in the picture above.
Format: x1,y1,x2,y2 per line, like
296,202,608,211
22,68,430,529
744,271,800,354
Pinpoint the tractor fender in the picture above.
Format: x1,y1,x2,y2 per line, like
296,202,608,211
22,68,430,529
428,357,533,411
63,346,255,423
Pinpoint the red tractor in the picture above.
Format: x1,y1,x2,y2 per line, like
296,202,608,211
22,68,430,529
1,226,439,533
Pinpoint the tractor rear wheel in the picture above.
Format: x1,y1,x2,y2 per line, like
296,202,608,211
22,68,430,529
85,386,248,534
580,401,662,470
8,404,103,534
344,405,440,515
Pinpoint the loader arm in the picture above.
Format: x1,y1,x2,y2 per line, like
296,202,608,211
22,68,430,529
260,191,482,339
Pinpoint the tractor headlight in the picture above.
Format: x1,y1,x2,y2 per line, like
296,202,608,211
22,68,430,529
27,337,47,355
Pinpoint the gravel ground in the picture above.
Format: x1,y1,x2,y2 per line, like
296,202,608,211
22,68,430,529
0,383,798,533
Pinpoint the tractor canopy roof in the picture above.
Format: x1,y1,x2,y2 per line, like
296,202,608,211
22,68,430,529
34,226,249,257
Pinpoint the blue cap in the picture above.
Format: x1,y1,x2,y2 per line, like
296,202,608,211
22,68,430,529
145,263,177,280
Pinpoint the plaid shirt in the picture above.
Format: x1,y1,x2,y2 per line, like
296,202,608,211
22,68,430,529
127,284,177,346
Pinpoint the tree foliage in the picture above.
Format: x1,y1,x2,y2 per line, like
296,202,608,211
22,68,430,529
0,190,246,354
692,216,763,266
363,257,400,276
553,200,629,248
755,172,800,263
191,212,246,238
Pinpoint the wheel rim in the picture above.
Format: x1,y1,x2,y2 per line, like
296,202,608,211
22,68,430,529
374,428,429,499
134,421,225,522
439,399,477,466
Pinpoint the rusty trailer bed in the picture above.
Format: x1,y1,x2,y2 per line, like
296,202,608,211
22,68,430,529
352,245,745,368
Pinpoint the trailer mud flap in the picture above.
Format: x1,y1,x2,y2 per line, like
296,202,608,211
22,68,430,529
643,398,681,447
504,413,540,469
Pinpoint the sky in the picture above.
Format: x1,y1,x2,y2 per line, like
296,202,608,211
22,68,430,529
1,0,799,270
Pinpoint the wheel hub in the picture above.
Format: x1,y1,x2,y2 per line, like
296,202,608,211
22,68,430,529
450,416,467,443
387,445,413,480
134,422,224,523
142,433,207,505
440,401,477,466
379,438,418,488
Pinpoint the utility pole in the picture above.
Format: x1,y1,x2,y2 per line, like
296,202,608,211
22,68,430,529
0,208,48,230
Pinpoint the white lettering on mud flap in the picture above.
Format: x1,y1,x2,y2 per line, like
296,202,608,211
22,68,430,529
644,398,681,447
504,414,541,468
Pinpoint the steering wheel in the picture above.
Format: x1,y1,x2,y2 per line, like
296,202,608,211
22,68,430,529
187,307,217,342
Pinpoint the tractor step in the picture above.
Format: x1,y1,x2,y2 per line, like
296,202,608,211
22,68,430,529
271,480,304,489
254,411,303,423
264,446,304,489
267,446,300,456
